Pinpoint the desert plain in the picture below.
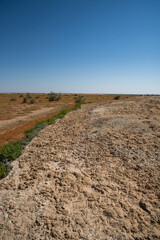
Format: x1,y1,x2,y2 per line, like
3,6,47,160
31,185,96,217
0,93,131,146
0,94,160,239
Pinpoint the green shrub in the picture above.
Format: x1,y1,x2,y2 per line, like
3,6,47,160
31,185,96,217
0,162,12,179
19,94,23,98
71,102,83,110
25,127,35,134
75,95,85,103
30,98,35,104
10,98,16,101
0,141,22,162
48,92,61,101
26,93,32,99
23,124,45,145
114,95,121,100
41,109,69,125
22,97,27,103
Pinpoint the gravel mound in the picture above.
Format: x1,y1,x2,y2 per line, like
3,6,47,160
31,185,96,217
0,96,160,240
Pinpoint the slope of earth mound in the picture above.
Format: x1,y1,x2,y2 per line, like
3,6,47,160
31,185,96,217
0,96,160,240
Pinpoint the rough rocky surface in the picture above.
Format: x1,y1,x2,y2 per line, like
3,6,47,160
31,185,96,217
0,96,160,240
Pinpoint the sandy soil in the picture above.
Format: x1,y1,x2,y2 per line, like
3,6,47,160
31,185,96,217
0,105,66,130
0,104,75,146
0,96,160,240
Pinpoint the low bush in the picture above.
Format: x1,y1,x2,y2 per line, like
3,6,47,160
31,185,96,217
30,98,35,104
26,93,32,99
39,109,70,125
0,162,12,179
48,92,61,101
23,124,45,145
114,95,121,100
22,97,27,103
19,94,23,98
75,95,85,103
0,141,22,162
10,98,16,101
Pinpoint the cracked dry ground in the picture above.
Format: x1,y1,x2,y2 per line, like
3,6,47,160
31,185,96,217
0,96,160,240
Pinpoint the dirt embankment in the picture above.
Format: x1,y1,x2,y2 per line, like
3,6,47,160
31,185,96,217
0,96,160,239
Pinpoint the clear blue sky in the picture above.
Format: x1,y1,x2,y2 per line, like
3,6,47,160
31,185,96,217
0,0,160,94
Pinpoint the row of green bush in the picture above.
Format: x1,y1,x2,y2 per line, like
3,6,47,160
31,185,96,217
10,92,62,104
0,102,85,179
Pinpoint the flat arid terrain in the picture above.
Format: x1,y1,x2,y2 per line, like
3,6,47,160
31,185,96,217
0,93,131,146
0,96,160,239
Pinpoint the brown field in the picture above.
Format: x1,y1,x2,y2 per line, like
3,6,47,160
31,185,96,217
0,93,134,146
